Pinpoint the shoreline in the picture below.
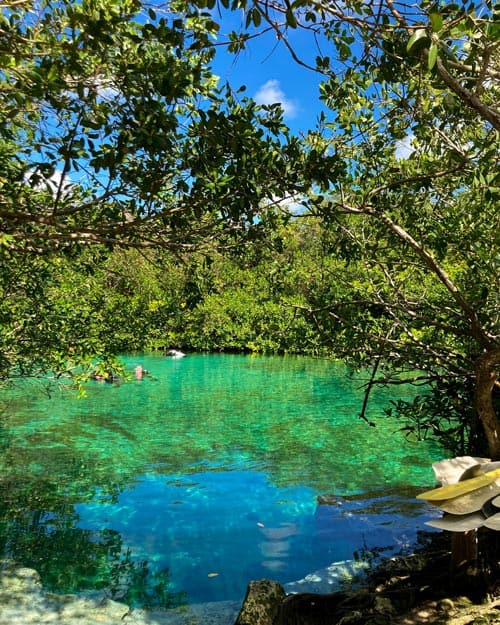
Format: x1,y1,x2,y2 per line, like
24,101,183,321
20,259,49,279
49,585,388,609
3,535,499,625
0,560,242,625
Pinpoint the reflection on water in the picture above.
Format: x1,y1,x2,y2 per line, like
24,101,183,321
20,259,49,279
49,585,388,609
0,354,442,607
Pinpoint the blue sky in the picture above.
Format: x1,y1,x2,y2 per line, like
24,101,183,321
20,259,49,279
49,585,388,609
208,13,416,158
211,17,328,136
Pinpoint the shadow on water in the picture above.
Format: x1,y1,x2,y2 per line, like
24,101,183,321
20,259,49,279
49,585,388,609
0,354,443,607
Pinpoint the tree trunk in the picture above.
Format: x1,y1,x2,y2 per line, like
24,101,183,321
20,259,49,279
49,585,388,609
475,348,500,460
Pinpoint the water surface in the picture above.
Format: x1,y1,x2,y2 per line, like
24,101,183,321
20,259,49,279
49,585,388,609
0,354,441,608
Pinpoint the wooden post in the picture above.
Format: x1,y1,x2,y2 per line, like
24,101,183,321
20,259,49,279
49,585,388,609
451,530,478,569
451,530,481,596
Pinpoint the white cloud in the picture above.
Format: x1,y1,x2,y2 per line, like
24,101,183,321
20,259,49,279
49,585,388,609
265,194,305,215
64,75,120,103
395,133,416,160
93,77,121,102
254,79,299,119
27,168,73,195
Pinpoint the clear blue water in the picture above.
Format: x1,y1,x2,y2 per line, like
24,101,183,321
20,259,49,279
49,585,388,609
0,354,442,608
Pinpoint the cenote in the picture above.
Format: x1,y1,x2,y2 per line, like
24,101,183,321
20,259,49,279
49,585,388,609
0,353,442,611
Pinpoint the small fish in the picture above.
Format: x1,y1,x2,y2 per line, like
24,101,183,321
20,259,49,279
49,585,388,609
257,522,265,528
207,572,219,578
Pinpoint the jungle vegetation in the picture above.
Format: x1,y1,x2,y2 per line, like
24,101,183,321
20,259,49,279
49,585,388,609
0,0,498,458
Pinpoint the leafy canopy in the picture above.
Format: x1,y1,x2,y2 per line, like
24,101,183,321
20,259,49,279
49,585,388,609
1,0,499,456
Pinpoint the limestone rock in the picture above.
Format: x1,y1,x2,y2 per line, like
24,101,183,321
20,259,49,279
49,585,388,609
235,579,286,625
0,560,132,625
51,594,131,621
0,562,43,598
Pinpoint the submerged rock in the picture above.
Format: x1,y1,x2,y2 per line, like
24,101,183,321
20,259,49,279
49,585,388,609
284,559,370,595
316,493,343,506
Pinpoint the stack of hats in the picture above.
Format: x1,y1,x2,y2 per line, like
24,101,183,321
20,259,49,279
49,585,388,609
417,456,500,531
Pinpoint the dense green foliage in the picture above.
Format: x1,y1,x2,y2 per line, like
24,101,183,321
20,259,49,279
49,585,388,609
0,0,305,377
0,0,498,456
193,0,500,456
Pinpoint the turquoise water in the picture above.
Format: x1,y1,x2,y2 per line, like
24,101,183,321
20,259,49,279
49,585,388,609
0,354,442,608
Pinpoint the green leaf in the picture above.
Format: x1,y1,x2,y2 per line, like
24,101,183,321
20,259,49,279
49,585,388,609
286,6,298,28
429,12,443,33
0,234,14,247
427,42,438,70
251,8,261,27
407,28,429,53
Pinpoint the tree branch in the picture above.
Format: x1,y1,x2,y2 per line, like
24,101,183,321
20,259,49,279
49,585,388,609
374,210,495,350
435,56,500,131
